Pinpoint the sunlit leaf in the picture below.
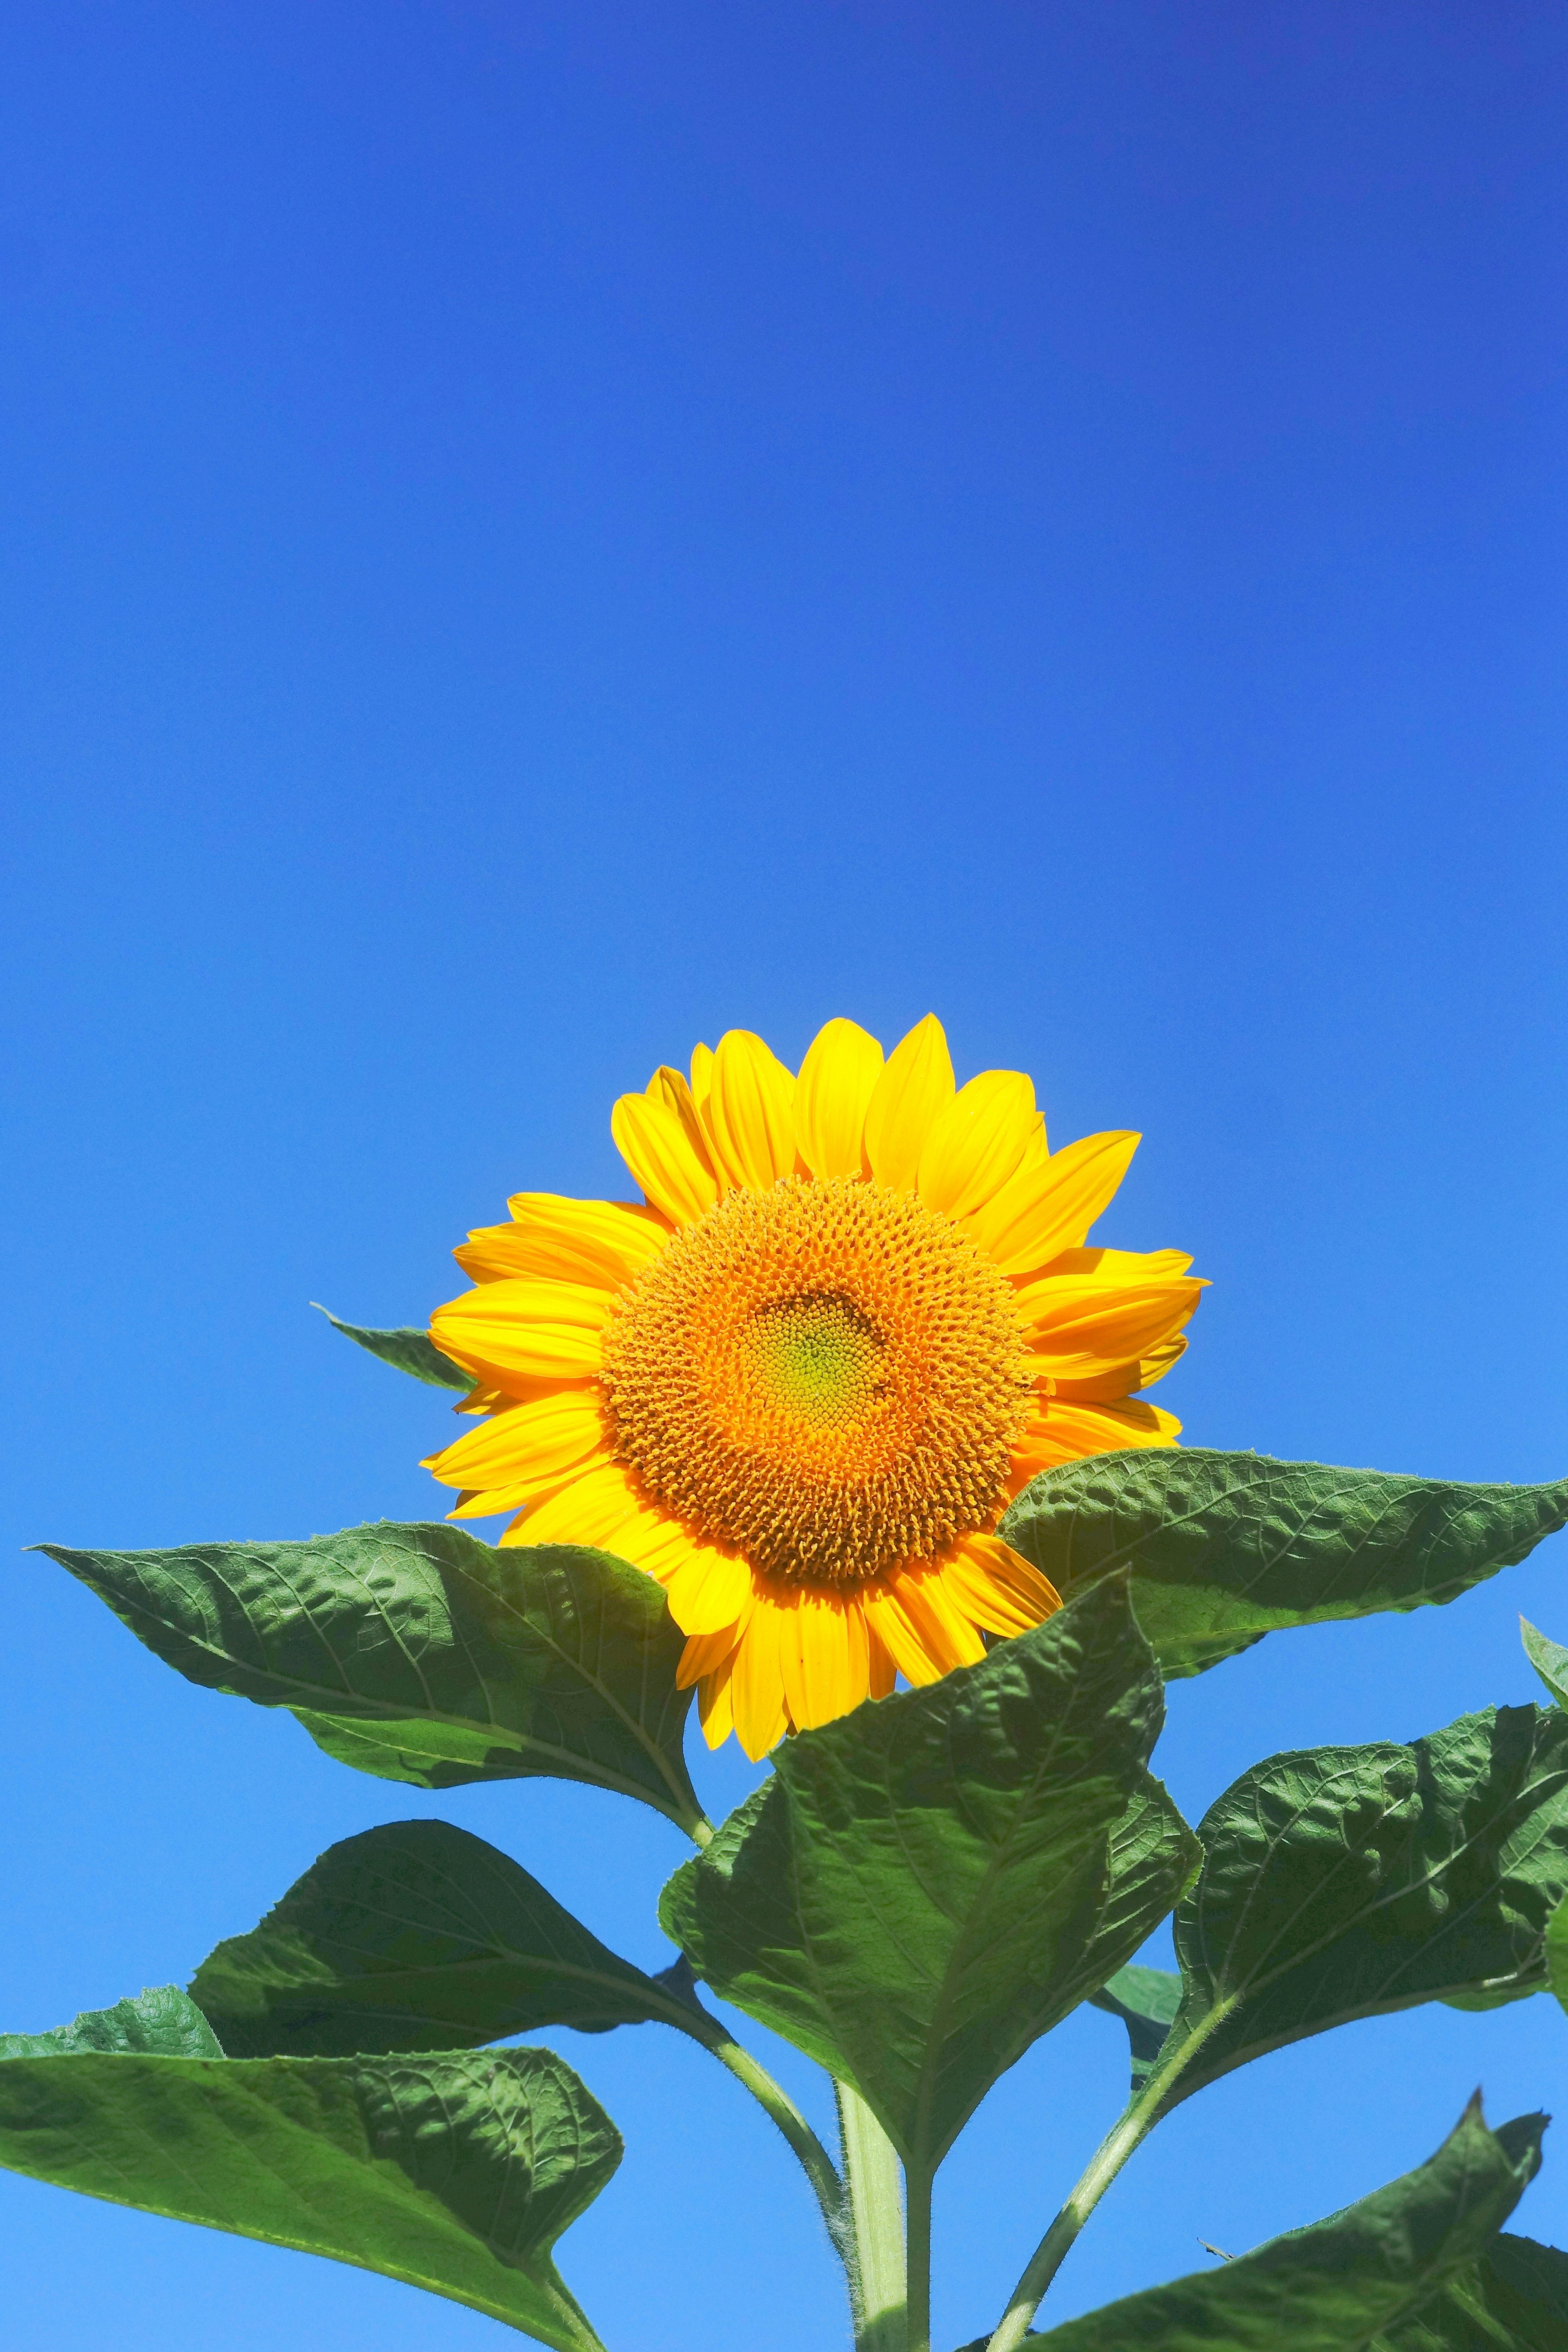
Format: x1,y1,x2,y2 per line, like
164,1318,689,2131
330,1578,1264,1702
313,1302,473,1391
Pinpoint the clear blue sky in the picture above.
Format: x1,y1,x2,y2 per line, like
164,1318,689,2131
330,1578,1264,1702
3,6,1566,2349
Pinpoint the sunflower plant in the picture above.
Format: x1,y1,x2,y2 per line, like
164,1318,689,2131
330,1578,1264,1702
11,1013,1568,2352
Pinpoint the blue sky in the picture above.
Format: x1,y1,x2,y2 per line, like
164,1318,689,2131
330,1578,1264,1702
2,4,1566,2348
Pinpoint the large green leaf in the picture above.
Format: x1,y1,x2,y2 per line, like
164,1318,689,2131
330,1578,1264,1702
38,1523,705,1836
1149,1705,1568,2118
314,1303,474,1391
0,2018,618,2350
1377,2232,1568,2349
1000,1451,1568,1678
662,1576,1198,2178
1012,2099,1544,2352
0,1984,225,2061
191,1819,718,2058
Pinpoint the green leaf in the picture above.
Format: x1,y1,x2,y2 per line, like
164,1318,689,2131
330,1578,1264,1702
191,1819,717,2058
0,2026,617,2350
38,1523,706,1837
313,1303,474,1392
1016,2098,1544,2352
0,1986,225,2061
1523,1621,1568,1710
1151,1705,1568,2118
661,1576,1199,2178
1089,1964,1181,2095
1376,2232,1568,2349
1545,1890,1568,2019
1000,1450,1568,1679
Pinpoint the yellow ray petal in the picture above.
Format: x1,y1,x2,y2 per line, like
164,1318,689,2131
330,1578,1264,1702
1050,1333,1188,1403
703,1030,797,1193
862,1013,956,1193
867,1624,897,1699
422,1386,610,1492
688,1041,715,1109
730,1601,791,1759
501,1457,645,1549
611,1088,722,1227
917,1069,1042,1220
863,1569,986,1684
1009,1396,1182,1484
1020,1276,1203,1380
940,1531,1061,1638
662,1548,754,1638
430,1278,612,1385
1027,1245,1194,1284
679,1603,754,1691
446,1481,540,1519
452,1194,670,1288
783,1590,871,1731
964,1129,1141,1277
697,1653,737,1746
793,1018,885,1180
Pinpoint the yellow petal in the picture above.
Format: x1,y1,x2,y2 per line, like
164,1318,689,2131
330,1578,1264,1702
1009,1396,1181,1483
611,1088,722,1226
866,1625,897,1699
917,1070,1042,1220
1019,1276,1203,1380
940,1532,1060,1638
862,1569,985,1683
1051,1332,1188,1403
730,1601,791,1759
703,1030,797,1192
964,1130,1141,1276
697,1653,737,1746
862,1014,956,1192
793,1018,885,1180
451,1194,670,1287
446,1481,540,1519
430,1278,612,1385
502,1458,644,1548
422,1387,610,1493
1028,1245,1194,1284
689,1041,715,1109
679,1605,754,1692
783,1591,870,1730
662,1548,754,1637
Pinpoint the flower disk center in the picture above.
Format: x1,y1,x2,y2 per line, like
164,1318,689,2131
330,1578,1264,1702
599,1176,1033,1587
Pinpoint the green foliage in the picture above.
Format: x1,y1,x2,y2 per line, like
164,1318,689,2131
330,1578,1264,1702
1377,2233,1568,2349
662,1576,1199,2178
38,1523,705,1835
1000,1452,1568,1678
313,1302,474,1390
1151,1706,1568,2116
1523,1621,1568,1710
0,2018,618,2350
1088,1964,1181,2094
1011,2100,1545,2352
191,1819,716,2058
0,1986,224,2061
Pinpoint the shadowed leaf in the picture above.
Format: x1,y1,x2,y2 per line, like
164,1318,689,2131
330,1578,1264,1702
314,1303,473,1391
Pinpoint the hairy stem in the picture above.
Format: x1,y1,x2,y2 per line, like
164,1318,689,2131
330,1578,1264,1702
837,2079,907,2352
705,2035,852,2273
905,2169,933,2352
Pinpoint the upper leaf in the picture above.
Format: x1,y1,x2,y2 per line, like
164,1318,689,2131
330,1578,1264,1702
662,1576,1199,2176
191,1820,717,2058
1377,2232,1568,2349
0,1986,225,2061
0,2024,618,2350
38,1523,705,1836
314,1303,474,1391
1154,1705,1568,2116
1001,1451,1568,1678
1020,2098,1544,2352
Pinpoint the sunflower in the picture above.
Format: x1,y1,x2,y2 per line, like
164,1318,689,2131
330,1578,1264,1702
424,1017,1204,1760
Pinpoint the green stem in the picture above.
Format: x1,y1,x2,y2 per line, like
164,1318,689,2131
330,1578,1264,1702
984,2003,1232,2352
704,2035,852,2274
837,2079,907,2352
688,1814,715,1848
905,2169,933,2352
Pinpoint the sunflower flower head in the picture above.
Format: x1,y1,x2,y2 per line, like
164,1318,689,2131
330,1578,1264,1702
425,1016,1205,1760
